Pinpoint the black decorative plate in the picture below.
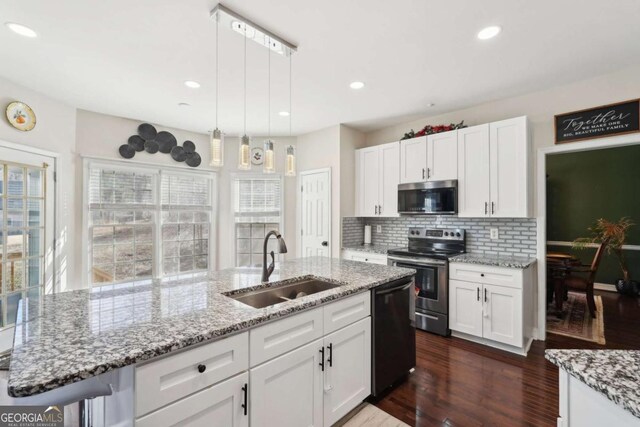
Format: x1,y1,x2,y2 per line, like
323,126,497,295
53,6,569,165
144,140,159,153
138,123,157,141
183,140,196,153
156,131,177,153
128,135,145,152
186,152,202,167
119,144,135,159
171,146,187,162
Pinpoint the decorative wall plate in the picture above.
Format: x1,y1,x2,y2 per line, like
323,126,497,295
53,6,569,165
251,147,264,165
6,101,36,132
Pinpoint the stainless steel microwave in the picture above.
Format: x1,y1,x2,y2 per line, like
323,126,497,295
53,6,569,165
397,180,458,215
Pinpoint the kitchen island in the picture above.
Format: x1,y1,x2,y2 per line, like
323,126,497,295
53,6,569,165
8,257,415,426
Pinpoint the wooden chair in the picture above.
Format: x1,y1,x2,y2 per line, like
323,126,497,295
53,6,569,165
556,238,609,318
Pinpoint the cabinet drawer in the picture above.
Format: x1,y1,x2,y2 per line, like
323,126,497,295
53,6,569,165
449,262,523,289
135,332,249,417
323,292,370,335
135,371,248,427
250,307,323,367
343,250,388,265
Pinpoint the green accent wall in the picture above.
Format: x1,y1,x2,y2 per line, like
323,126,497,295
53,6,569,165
547,145,640,284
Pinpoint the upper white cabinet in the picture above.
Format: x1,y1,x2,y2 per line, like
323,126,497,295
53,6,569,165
399,136,427,183
355,142,399,217
458,116,530,218
427,130,458,181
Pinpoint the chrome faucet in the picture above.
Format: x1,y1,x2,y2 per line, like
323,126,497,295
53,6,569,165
262,230,288,282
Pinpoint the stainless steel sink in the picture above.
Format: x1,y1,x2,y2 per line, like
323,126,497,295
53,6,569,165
225,278,340,309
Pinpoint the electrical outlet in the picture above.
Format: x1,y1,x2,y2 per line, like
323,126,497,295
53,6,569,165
490,228,499,240
376,225,382,233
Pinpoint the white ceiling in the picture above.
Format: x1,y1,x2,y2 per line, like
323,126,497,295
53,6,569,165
1,0,639,136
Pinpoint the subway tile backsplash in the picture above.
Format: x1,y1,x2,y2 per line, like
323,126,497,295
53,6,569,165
342,216,537,257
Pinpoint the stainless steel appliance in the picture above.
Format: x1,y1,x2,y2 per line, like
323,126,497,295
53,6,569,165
387,228,465,336
371,277,416,397
397,180,458,215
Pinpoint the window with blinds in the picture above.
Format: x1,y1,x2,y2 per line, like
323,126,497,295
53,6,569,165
233,176,283,267
87,162,213,285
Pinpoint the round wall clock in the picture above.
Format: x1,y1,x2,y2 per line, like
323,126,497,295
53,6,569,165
251,147,264,165
6,101,36,132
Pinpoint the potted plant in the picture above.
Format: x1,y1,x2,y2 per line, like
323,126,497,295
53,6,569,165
573,217,638,296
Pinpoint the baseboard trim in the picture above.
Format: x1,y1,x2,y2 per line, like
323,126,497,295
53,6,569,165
594,283,617,292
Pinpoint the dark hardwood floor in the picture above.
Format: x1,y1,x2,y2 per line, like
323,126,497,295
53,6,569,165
373,290,640,426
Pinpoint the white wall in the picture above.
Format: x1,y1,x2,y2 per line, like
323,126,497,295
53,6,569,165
0,76,77,292
297,125,341,257
339,125,366,219
364,64,640,212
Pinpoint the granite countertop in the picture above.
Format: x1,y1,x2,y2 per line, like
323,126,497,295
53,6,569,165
342,244,399,255
448,253,537,269
545,349,640,419
8,257,415,398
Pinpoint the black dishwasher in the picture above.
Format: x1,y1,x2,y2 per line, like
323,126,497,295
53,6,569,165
371,276,416,397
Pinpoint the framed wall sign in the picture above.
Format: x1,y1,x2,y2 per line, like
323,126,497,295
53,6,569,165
554,99,640,144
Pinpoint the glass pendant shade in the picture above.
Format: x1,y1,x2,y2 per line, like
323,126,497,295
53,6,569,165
238,135,251,170
210,128,224,167
263,139,275,174
285,145,296,176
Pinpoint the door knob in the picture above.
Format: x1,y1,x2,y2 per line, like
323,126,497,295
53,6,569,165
321,241,328,247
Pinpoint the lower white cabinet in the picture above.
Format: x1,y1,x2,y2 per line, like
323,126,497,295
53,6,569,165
323,318,371,426
135,372,249,427
250,339,324,427
341,250,388,265
449,262,534,354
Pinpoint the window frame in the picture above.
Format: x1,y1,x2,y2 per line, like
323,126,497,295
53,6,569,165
230,172,285,268
82,157,217,287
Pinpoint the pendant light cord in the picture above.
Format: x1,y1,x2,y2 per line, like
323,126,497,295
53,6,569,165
268,37,271,139
243,23,247,136
289,54,292,137
215,12,219,129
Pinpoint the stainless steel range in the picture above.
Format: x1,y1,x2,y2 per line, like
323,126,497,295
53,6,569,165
387,228,465,336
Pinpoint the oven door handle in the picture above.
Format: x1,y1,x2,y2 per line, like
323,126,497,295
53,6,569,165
376,282,412,295
388,256,447,266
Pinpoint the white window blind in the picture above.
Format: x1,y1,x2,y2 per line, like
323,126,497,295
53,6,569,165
87,162,214,285
233,175,283,267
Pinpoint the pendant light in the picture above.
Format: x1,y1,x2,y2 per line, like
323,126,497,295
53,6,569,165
263,36,275,174
210,12,224,167
238,23,251,170
285,54,296,177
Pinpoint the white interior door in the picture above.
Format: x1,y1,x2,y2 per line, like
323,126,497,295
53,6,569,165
0,146,55,337
300,169,331,257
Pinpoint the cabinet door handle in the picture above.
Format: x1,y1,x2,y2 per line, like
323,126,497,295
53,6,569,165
327,343,333,367
197,364,206,373
477,287,480,301
422,168,426,180
484,288,487,302
319,347,325,371
374,205,378,215
491,202,495,214
379,205,383,214
427,168,431,179
241,383,248,416
485,202,488,215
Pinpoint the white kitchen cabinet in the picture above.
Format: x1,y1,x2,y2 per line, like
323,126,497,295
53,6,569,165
250,338,324,427
457,117,530,218
457,124,491,218
449,262,534,355
399,136,427,183
341,250,388,265
427,130,458,181
355,142,399,217
135,372,249,427
323,318,371,427
449,279,483,337
489,116,530,218
482,284,522,347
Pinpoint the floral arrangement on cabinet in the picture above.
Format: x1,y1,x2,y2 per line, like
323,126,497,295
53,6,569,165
400,120,466,140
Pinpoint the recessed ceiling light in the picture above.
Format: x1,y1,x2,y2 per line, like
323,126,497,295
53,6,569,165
279,111,290,117
184,80,201,89
477,26,501,40
350,81,365,90
5,22,38,38
178,102,191,107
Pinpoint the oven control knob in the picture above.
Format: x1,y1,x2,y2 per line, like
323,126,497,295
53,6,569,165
444,231,449,236
456,232,461,237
